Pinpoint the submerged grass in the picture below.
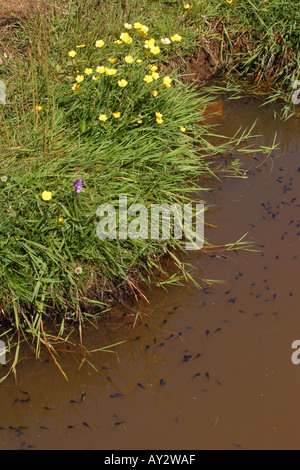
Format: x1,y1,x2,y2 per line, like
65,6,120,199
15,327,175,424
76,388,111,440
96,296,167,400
0,0,296,378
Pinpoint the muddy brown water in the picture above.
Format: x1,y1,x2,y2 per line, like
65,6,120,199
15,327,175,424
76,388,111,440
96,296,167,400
1,96,300,450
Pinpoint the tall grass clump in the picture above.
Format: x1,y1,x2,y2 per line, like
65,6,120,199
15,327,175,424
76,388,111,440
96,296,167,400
186,0,300,116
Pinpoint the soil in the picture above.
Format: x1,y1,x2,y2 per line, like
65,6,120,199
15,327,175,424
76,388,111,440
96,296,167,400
0,0,42,17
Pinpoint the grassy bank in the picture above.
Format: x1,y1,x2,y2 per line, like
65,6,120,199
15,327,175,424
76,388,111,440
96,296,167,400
0,0,297,378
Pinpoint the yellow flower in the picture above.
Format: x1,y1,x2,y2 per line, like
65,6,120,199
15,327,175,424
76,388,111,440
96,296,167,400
113,111,121,118
137,119,143,124
155,111,163,119
226,0,233,3
156,118,163,124
180,126,186,132
98,114,108,122
149,64,158,72
72,83,80,92
163,76,172,88
92,75,99,81
134,22,143,29
136,59,143,63
95,39,105,48
76,44,86,48
120,32,132,44
109,57,117,63
58,217,64,223
150,46,161,55
143,74,153,83
68,50,77,57
152,71,159,80
84,68,93,75
139,25,149,38
152,90,158,97
42,191,52,201
161,38,171,45
171,34,182,42
124,55,134,64
76,74,84,83
96,66,106,74
124,23,132,29
144,38,156,49
184,3,191,9
106,68,117,75
118,79,128,87
35,105,43,111
114,39,123,45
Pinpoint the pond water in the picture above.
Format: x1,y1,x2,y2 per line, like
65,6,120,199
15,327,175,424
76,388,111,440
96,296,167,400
1,96,300,450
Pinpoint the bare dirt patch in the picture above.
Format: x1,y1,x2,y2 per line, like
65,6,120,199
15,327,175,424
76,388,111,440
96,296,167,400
0,0,41,20
0,0,46,41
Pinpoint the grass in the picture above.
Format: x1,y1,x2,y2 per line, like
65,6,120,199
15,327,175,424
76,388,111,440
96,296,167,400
0,0,297,379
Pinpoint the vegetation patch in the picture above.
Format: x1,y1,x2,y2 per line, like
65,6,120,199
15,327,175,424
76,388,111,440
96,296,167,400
0,0,298,379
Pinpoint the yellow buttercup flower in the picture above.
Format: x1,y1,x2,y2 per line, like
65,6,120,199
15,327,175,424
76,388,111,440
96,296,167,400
76,44,86,48
149,64,158,72
139,25,149,38
96,66,106,74
134,22,143,29
120,32,132,44
152,90,158,97
150,46,161,55
68,50,77,58
124,55,134,64
113,112,121,118
106,68,117,75
84,68,93,75
152,71,159,80
137,119,143,124
124,23,132,29
72,83,80,92
171,34,182,42
161,38,171,45
76,75,84,83
143,74,153,83
145,38,156,49
98,114,108,121
136,59,143,63
118,79,128,87
58,217,64,223
155,111,163,119
109,57,117,63
226,0,233,3
163,76,172,88
95,39,105,48
156,118,163,124
35,105,43,111
114,39,123,45
180,126,186,132
184,3,191,9
42,191,52,201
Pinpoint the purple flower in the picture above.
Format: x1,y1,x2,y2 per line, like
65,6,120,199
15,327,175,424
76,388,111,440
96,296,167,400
73,178,83,194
